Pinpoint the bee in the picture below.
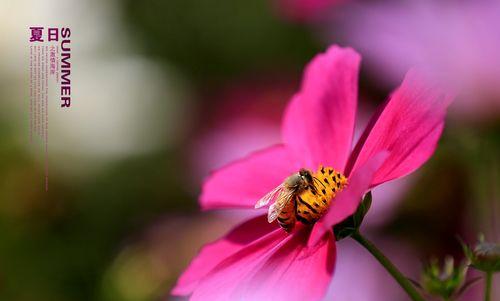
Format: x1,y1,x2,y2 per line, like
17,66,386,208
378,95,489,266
254,168,322,232
255,166,348,232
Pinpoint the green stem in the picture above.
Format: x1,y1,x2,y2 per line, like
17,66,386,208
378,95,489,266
484,272,492,301
351,231,426,301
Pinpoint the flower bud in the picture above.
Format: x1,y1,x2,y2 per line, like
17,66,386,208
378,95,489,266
420,256,468,299
463,235,500,272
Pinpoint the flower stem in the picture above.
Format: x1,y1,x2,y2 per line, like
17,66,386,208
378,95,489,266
484,271,492,301
351,231,426,301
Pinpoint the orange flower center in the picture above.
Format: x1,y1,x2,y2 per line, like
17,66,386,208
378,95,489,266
295,166,348,225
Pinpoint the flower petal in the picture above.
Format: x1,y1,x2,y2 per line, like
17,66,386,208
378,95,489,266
310,152,389,246
200,145,298,210
171,216,277,296
282,45,361,171
191,225,335,301
345,70,453,186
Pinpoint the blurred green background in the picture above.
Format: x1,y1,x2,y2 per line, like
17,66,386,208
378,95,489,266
0,0,498,300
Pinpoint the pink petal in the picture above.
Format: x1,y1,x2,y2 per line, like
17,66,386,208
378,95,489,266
282,45,361,172
345,70,454,186
191,225,335,301
171,216,277,296
200,145,298,210
310,152,389,246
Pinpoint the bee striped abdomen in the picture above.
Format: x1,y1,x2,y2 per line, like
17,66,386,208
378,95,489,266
277,198,297,232
296,166,347,224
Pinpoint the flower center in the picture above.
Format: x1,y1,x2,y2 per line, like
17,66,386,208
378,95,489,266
295,166,348,225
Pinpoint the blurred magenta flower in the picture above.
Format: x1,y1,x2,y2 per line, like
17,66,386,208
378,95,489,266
172,45,452,301
334,0,500,120
274,0,343,22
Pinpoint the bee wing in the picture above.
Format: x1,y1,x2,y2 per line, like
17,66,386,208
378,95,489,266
254,184,285,209
267,189,295,223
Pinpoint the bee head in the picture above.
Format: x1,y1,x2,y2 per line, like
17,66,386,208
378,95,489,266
298,168,313,184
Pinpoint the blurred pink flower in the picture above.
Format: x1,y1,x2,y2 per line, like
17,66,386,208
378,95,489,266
333,0,500,120
190,77,293,180
461,269,500,301
172,45,452,301
274,0,344,22
325,238,418,301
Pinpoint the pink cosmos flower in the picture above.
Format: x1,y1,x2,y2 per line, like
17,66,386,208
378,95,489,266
172,45,452,301
191,86,416,229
